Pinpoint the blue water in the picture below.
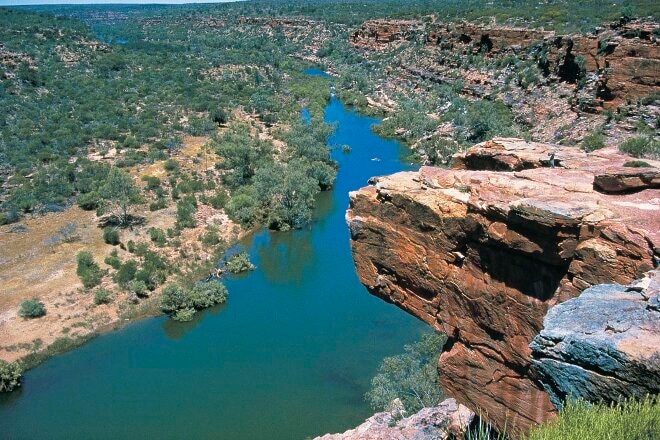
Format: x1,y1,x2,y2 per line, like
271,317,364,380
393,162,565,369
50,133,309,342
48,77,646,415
303,68,332,78
0,98,424,439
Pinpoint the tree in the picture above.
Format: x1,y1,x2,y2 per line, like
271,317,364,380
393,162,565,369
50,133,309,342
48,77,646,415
0,360,23,393
366,332,447,414
98,167,142,226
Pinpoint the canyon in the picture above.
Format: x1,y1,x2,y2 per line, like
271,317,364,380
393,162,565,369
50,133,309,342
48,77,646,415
346,138,659,432
352,18,659,110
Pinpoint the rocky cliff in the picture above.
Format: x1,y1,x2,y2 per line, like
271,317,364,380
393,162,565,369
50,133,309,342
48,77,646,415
352,19,659,110
346,138,659,432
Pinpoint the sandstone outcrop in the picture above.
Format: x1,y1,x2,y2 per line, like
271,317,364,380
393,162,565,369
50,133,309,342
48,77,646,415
315,398,474,440
530,270,660,408
346,138,659,432
351,19,659,109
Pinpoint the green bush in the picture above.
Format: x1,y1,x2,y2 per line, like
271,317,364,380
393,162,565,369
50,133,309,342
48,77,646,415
173,307,196,322
93,288,112,305
77,191,101,210
76,251,104,289
103,227,120,245
366,332,447,414
526,396,659,440
0,360,23,393
176,196,197,229
149,228,167,247
129,280,148,297
225,252,256,273
104,249,122,270
204,190,228,209
623,160,653,168
201,229,221,246
160,282,228,316
619,136,659,159
114,260,137,287
164,159,179,172
18,299,46,319
581,131,605,152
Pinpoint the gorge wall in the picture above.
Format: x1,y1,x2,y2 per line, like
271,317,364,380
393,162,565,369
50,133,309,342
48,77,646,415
346,139,659,432
351,19,659,110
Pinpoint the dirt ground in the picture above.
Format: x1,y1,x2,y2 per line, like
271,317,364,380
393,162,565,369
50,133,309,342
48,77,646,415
0,135,244,363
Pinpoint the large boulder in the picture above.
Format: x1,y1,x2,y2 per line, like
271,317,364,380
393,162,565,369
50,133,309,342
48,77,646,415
530,271,660,408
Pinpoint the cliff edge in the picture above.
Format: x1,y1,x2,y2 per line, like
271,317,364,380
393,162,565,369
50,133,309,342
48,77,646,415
346,138,659,432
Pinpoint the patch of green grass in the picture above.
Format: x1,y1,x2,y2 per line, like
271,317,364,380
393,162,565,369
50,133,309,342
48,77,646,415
526,396,659,440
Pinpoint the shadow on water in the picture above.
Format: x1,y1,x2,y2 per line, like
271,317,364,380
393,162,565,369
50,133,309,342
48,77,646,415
0,96,425,440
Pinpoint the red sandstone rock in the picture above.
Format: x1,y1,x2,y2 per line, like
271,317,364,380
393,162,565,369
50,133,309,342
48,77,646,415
351,19,659,110
593,167,660,193
346,138,659,432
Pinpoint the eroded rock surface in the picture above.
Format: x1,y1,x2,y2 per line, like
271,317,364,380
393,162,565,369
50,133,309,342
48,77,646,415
315,398,474,440
346,138,659,432
530,270,660,408
351,19,659,110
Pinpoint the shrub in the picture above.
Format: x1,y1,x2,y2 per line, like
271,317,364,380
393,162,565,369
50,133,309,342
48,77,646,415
103,227,120,245
526,396,659,440
104,250,122,270
76,251,104,289
366,332,447,414
581,131,605,152
164,159,179,172
149,198,167,211
204,190,228,209
225,252,255,273
93,288,112,305
619,136,659,159
129,280,148,297
141,175,161,191
160,282,228,316
173,307,196,322
176,196,197,229
0,360,23,392
18,299,46,319
0,210,19,226
77,191,101,210
623,160,653,168
114,260,137,287
201,229,221,246
149,228,167,247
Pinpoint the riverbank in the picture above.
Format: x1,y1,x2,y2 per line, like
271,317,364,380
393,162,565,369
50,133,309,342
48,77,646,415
0,95,427,440
0,133,246,366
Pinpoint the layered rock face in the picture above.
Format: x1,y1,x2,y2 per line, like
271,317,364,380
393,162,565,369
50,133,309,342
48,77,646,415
530,270,660,408
351,19,659,109
315,398,474,440
346,139,659,432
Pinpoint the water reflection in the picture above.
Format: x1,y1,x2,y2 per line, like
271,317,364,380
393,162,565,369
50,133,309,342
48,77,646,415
161,302,228,340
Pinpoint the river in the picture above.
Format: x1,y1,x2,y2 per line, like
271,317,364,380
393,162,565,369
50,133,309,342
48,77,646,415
0,96,425,439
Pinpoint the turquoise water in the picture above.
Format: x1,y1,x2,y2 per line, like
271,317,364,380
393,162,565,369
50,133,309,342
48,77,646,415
303,68,332,78
0,97,425,439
